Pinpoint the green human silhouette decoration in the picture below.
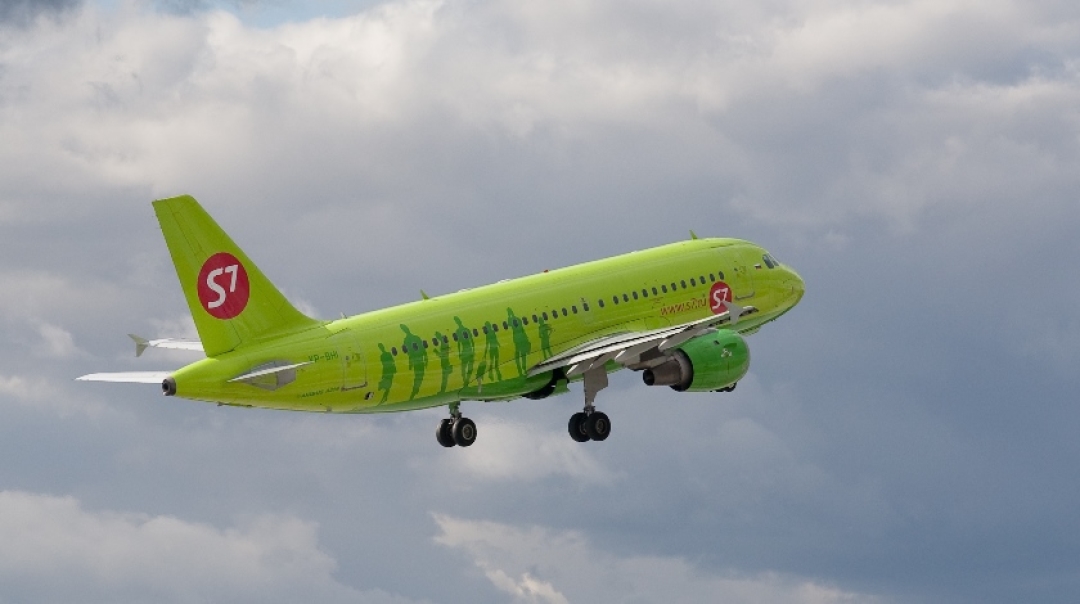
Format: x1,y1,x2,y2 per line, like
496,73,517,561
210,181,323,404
376,342,396,403
537,315,553,357
434,330,452,393
400,324,428,400
482,321,502,382
508,308,532,377
453,316,475,386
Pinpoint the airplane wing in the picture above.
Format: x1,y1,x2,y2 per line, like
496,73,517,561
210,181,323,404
529,300,759,379
129,334,204,357
76,371,172,383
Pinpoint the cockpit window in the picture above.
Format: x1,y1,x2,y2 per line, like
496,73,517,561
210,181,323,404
763,253,779,269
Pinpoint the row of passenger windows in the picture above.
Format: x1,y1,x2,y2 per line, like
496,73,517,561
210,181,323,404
597,271,725,308
388,269,726,356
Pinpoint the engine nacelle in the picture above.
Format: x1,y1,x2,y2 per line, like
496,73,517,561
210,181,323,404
642,331,750,392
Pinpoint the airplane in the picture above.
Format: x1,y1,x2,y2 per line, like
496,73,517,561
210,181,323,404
79,195,805,447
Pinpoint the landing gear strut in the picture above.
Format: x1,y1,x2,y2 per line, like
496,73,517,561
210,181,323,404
436,402,477,448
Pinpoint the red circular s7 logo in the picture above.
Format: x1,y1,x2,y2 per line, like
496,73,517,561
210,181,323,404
197,252,250,319
708,281,732,314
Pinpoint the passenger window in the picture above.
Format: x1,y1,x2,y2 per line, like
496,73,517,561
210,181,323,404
502,321,508,330
681,280,687,288
452,333,458,341
709,273,715,282
690,278,696,286
562,308,568,316
473,328,479,337
613,296,619,305
413,343,419,351
432,338,438,346
641,289,648,298
623,294,629,302
661,285,668,293
422,340,428,349
718,270,725,280
632,291,638,300
492,324,499,332
700,275,705,283
542,312,548,320
532,314,538,323
583,302,589,311
599,299,605,308
671,282,677,290
652,287,658,295
522,317,528,326
392,347,398,356
572,306,578,314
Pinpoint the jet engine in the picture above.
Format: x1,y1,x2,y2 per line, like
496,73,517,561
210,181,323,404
642,330,750,392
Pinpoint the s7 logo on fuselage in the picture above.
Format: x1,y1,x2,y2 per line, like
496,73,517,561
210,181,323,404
197,252,250,319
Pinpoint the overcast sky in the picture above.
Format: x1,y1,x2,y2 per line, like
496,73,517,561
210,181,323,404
2,0,1079,602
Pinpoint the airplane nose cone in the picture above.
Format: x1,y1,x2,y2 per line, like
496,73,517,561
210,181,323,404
786,268,805,301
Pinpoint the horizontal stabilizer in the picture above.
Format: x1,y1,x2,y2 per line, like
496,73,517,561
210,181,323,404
76,371,172,384
129,334,204,357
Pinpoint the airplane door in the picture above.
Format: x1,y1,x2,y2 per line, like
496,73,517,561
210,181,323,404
730,264,756,300
332,331,368,390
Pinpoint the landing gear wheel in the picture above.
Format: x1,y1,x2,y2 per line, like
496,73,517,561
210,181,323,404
452,417,477,447
585,411,610,441
436,419,456,448
568,412,590,442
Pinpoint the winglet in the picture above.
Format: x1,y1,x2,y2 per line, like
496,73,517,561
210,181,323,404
129,334,149,358
420,290,431,300
689,230,699,240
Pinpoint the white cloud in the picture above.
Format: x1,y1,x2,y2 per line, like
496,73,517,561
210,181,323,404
434,513,882,603
0,490,419,603
34,320,81,357
0,372,112,417
3,0,1074,236
436,416,619,484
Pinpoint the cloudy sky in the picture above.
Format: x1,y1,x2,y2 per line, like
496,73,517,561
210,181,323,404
2,0,1079,601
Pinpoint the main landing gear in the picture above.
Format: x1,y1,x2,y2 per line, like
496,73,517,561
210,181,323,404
568,409,610,442
566,364,612,443
436,402,476,448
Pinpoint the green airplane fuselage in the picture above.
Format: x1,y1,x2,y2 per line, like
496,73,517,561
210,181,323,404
171,238,804,412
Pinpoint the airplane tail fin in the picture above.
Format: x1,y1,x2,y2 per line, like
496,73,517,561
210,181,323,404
153,195,322,357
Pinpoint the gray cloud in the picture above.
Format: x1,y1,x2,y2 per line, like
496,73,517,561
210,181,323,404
0,0,81,25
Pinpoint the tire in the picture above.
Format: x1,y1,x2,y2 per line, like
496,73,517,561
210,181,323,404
436,419,456,447
585,411,610,441
568,412,590,442
452,417,477,447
